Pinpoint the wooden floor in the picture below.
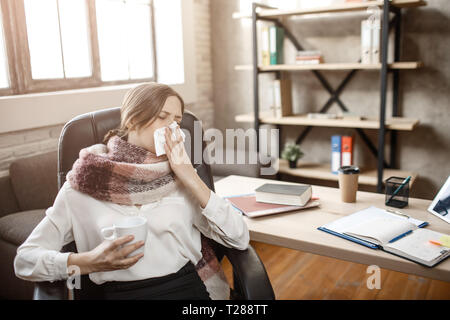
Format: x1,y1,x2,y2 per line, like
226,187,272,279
221,241,450,300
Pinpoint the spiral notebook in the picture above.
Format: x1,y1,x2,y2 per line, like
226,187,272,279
318,206,450,267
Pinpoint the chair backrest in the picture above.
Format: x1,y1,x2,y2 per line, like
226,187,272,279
8,151,58,212
57,107,219,299
58,107,215,191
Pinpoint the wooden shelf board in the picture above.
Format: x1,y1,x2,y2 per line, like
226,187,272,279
235,112,419,131
258,0,427,18
232,1,426,20
235,62,422,72
278,159,417,187
232,12,252,19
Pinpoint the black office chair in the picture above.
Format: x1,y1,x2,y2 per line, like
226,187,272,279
33,107,275,300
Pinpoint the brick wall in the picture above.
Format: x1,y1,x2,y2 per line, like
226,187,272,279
0,0,213,177
0,125,63,177
191,0,214,130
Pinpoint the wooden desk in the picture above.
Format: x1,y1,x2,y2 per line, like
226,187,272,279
215,175,450,282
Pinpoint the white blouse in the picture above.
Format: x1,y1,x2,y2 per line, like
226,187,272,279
14,180,249,285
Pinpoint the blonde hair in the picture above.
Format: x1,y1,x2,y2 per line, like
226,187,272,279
103,82,185,144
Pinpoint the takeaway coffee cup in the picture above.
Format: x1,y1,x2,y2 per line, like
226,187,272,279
338,166,360,203
101,216,148,255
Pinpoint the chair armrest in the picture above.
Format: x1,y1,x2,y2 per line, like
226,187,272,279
222,245,275,300
33,281,68,300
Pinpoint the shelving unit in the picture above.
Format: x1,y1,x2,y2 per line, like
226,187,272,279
234,0,427,192
277,159,417,187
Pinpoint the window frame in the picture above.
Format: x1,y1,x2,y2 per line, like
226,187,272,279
0,0,158,96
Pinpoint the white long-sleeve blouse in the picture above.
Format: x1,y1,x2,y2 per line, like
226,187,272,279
14,180,249,285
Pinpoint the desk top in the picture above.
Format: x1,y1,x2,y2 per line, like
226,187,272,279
215,175,450,282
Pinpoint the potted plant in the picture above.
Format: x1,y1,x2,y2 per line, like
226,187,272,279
281,142,304,168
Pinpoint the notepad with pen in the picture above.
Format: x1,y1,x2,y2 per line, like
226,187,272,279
318,206,450,267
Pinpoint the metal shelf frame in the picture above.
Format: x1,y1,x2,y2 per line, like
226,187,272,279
250,0,408,193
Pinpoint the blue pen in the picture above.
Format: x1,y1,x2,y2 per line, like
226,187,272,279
386,176,411,205
388,230,413,243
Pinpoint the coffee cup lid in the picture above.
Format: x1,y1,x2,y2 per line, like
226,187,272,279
338,166,360,174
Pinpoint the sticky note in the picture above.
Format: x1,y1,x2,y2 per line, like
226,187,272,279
439,235,450,248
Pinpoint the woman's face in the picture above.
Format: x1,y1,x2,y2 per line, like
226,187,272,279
127,96,183,154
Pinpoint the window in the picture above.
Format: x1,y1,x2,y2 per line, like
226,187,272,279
24,0,92,79
0,0,188,96
96,0,155,81
153,0,184,85
0,0,196,134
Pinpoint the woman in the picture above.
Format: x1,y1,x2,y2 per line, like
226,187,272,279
14,82,250,300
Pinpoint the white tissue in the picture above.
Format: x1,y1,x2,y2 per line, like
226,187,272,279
153,121,186,156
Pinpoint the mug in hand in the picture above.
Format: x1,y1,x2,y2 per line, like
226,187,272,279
338,166,360,203
101,216,148,255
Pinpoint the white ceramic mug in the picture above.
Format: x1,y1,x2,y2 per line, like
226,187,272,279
101,216,148,255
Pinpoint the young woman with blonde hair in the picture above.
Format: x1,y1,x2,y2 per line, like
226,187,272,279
14,82,249,300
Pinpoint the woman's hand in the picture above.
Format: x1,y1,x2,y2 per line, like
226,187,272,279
67,235,144,275
163,126,196,183
163,126,211,209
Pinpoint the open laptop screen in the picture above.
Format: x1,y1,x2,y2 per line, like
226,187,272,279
428,176,450,224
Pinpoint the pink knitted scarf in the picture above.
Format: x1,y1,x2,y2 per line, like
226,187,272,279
67,135,179,205
66,135,229,299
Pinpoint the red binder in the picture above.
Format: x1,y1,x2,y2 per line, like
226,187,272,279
341,136,353,166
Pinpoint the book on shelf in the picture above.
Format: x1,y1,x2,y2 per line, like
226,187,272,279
261,27,270,66
296,59,322,65
297,50,322,57
361,19,372,64
271,73,293,118
331,135,342,174
361,15,381,64
296,56,322,61
341,135,354,166
337,111,364,121
255,183,312,207
371,18,381,63
296,50,323,65
269,26,284,65
272,80,282,118
331,135,355,172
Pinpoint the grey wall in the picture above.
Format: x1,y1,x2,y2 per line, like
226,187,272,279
211,0,450,199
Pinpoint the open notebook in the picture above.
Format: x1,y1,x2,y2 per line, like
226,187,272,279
319,206,450,267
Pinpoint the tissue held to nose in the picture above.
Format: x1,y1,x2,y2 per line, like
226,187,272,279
154,121,186,156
